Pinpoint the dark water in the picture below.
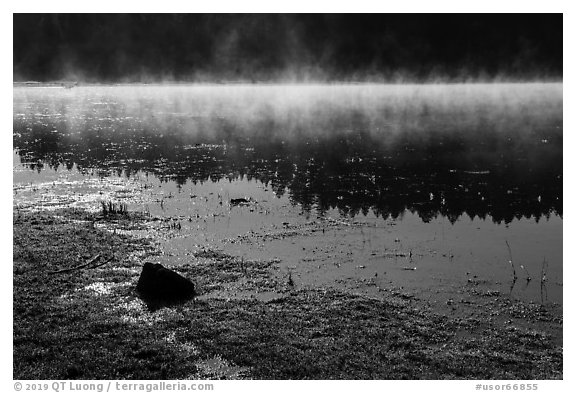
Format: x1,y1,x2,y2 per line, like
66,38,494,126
13,84,563,303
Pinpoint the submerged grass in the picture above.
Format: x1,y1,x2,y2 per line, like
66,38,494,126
13,209,562,379
100,200,129,217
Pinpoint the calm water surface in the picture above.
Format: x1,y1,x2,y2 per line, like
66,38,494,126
13,84,563,304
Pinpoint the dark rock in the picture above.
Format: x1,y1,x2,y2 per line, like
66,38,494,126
136,262,195,302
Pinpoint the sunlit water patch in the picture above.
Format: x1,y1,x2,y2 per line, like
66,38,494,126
13,83,562,304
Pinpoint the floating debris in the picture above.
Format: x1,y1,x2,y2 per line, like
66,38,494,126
230,198,251,206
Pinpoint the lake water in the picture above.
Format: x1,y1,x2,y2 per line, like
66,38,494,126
13,83,563,305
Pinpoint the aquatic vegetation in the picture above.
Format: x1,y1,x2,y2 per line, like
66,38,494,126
504,242,517,281
101,200,129,217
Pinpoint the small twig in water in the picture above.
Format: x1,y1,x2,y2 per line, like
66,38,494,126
505,240,518,280
540,259,549,303
540,258,548,283
520,264,532,282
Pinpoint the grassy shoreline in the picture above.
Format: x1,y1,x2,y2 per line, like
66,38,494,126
13,209,562,379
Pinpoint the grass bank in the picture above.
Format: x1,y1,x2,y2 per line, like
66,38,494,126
13,209,562,379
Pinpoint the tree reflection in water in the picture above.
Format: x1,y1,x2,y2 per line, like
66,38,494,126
13,84,562,225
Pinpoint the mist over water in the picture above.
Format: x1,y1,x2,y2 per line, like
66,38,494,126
14,83,562,224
